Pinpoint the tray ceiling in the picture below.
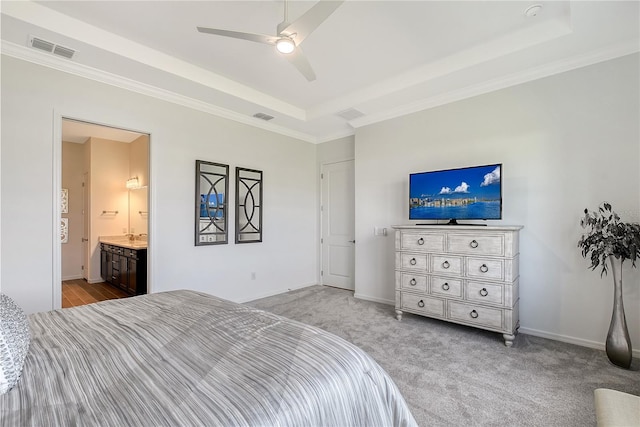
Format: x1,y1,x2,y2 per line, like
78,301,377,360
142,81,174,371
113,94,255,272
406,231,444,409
1,1,638,143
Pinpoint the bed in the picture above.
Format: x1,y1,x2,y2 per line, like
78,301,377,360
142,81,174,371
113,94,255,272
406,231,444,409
0,290,417,426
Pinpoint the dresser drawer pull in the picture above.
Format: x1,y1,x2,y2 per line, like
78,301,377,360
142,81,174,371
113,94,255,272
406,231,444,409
417,237,425,245
442,260,450,269
417,300,425,308
470,310,479,319
479,264,489,273
479,288,488,297
470,239,479,248
410,258,417,266
409,278,417,286
441,283,450,291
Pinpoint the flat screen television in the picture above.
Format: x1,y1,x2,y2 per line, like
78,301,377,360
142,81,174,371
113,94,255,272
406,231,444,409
409,163,502,224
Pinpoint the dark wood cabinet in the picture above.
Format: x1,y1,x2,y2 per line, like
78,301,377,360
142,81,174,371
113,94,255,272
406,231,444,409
127,258,138,294
101,249,109,282
100,243,147,295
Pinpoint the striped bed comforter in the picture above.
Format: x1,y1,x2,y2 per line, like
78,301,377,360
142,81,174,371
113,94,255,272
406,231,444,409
1,290,417,426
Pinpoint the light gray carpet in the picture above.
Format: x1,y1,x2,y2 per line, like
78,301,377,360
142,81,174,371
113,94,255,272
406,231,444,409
248,285,639,427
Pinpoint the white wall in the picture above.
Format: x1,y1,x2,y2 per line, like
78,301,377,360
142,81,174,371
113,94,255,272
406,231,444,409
316,136,355,165
1,55,317,313
354,54,640,352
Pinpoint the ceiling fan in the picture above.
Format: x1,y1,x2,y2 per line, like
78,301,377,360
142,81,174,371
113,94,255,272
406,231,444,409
197,0,344,82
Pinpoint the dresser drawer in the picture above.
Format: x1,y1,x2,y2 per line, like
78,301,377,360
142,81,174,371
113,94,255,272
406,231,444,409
400,232,445,252
448,233,505,256
399,253,428,271
448,301,503,329
466,281,503,306
466,258,504,280
399,273,427,292
401,293,444,317
430,276,462,298
431,255,462,275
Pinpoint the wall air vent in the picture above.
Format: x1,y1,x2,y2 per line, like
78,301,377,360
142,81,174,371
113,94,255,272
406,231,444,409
29,35,76,59
336,108,365,121
253,113,274,121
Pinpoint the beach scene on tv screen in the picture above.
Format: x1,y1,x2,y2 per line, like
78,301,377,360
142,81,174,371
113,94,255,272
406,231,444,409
410,164,501,220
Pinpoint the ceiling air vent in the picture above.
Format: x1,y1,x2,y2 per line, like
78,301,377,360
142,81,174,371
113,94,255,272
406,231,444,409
253,112,274,121
29,35,76,59
336,108,365,121
53,45,76,59
30,37,54,53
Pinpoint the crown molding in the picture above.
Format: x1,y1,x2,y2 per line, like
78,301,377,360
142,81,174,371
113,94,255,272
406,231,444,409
1,40,318,144
349,40,640,129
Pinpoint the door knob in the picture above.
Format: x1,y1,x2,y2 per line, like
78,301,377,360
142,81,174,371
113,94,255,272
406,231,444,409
349,240,356,243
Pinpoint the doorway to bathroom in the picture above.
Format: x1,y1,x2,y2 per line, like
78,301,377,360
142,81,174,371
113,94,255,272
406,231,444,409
60,118,150,308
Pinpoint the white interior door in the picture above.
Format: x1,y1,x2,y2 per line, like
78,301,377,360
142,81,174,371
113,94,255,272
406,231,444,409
321,160,355,290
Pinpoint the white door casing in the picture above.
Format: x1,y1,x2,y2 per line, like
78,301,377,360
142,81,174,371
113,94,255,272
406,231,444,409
82,172,89,280
321,160,355,290
54,112,152,309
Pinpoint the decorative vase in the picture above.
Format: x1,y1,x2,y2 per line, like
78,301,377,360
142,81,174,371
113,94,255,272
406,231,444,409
605,255,632,369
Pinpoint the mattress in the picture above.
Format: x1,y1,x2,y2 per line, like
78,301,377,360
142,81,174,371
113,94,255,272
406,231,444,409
0,290,416,426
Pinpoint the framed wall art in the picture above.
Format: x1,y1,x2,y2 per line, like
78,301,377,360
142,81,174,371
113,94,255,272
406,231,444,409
195,160,229,246
235,167,262,243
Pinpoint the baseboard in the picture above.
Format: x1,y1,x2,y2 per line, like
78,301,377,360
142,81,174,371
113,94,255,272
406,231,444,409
62,274,83,281
353,292,394,306
86,278,103,284
239,282,318,304
519,327,640,358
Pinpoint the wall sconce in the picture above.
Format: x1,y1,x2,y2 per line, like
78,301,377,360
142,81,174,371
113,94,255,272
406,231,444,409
126,176,140,189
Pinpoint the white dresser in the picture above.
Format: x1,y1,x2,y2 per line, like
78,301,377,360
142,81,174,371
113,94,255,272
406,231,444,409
393,225,523,346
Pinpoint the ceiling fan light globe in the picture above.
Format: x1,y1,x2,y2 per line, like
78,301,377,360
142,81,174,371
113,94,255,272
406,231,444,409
276,38,295,54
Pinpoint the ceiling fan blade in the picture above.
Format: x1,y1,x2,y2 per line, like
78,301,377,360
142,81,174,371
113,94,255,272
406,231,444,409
197,27,276,45
279,1,344,45
284,47,316,82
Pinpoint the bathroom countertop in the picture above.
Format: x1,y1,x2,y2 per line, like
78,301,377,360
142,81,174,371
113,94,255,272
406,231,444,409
99,236,148,250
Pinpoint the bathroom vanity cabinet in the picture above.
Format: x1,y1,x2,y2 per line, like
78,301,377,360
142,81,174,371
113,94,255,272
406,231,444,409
100,242,147,295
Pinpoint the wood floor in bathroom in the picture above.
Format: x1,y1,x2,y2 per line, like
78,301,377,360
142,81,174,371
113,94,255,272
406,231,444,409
62,279,128,308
